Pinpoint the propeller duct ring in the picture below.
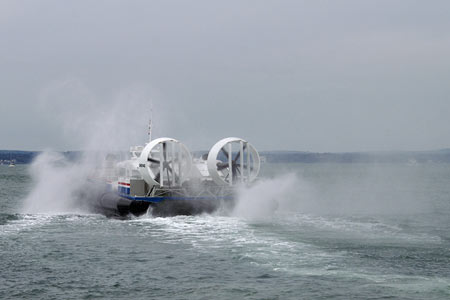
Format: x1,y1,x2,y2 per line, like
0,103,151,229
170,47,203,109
207,137,260,186
138,137,192,187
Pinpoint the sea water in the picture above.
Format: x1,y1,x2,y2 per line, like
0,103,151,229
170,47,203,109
1,163,450,299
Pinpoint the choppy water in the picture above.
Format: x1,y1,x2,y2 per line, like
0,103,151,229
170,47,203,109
1,163,450,299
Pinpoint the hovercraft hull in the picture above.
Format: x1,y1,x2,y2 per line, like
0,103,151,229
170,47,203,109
83,184,232,218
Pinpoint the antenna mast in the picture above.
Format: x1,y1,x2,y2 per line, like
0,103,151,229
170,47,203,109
148,104,153,143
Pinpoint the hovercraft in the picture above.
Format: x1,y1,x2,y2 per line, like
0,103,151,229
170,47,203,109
85,133,260,217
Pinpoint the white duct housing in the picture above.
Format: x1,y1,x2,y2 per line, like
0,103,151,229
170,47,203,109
138,137,192,187
207,137,260,186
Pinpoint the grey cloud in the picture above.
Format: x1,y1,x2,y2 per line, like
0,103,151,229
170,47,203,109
1,0,450,151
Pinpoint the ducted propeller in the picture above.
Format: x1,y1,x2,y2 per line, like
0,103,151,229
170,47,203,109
138,138,192,187
207,137,260,186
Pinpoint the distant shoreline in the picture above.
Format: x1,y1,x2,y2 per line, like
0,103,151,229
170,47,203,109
2,149,450,164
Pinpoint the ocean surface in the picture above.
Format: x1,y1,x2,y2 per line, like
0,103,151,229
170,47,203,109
1,162,450,299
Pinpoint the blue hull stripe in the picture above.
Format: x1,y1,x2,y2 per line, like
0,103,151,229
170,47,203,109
120,194,234,203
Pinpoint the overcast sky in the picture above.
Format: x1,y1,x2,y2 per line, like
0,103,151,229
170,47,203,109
1,0,450,152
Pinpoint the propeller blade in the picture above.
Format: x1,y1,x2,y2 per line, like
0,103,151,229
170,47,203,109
235,165,241,175
232,166,239,181
162,160,173,169
233,144,246,164
221,147,230,160
217,162,229,171
218,161,249,172
148,157,160,164
163,164,180,184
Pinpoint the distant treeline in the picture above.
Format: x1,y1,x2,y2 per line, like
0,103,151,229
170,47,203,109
0,150,40,164
2,149,450,164
259,150,450,164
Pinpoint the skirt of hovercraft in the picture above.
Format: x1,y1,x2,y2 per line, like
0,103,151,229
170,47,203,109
90,192,225,218
149,199,220,217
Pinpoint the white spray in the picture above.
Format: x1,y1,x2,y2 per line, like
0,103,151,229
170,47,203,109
21,79,163,214
231,173,311,220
